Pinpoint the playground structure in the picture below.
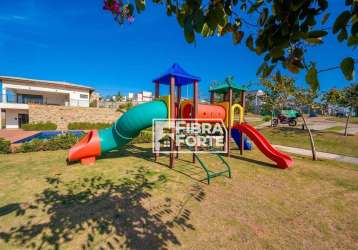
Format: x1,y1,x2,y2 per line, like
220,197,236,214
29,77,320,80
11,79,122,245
68,64,293,182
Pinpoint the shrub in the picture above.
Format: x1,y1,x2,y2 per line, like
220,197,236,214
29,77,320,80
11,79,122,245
116,102,133,112
130,131,152,144
262,115,272,122
67,122,112,130
0,138,11,154
22,122,57,131
89,99,98,107
16,133,82,153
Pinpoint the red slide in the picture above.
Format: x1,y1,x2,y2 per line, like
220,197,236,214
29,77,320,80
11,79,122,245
232,123,293,169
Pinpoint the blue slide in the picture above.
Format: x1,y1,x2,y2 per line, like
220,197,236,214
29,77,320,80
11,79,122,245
231,128,252,150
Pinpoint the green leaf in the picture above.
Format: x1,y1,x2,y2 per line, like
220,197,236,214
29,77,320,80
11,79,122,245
201,23,211,37
285,61,300,74
213,5,227,27
348,36,358,47
306,64,319,92
246,35,254,51
340,57,355,80
308,30,328,38
275,70,282,82
248,0,264,14
318,0,328,10
259,8,268,25
232,31,244,44
193,10,205,33
184,19,195,43
256,62,267,76
337,28,348,42
333,11,351,34
263,65,274,78
127,4,134,16
135,0,146,13
351,22,358,36
321,13,330,25
305,37,323,44
270,47,284,59
290,0,305,11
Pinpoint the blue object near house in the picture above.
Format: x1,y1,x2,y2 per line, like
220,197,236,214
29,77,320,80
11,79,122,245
14,131,84,143
231,128,253,150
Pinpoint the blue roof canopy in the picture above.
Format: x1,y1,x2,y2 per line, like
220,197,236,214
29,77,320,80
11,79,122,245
153,63,201,86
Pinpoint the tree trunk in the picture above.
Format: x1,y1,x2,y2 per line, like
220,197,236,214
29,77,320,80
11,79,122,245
301,114,317,160
344,111,351,136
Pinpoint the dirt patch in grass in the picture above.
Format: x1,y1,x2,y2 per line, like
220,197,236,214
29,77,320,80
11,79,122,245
0,144,357,249
259,127,358,157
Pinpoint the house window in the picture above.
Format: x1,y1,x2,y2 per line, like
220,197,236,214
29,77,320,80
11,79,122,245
17,94,43,104
80,94,88,99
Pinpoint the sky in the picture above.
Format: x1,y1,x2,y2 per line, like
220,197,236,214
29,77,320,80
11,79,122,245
0,0,355,99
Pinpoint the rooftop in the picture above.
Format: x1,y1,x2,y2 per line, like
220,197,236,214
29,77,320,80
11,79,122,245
0,76,94,91
153,63,201,86
209,76,248,94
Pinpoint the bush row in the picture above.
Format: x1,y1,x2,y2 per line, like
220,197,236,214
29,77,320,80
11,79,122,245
262,115,272,122
130,131,152,144
16,133,81,153
0,138,11,154
22,122,57,131
67,122,112,130
2,129,152,154
116,102,133,112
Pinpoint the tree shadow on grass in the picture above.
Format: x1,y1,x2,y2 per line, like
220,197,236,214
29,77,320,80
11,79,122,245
0,167,204,249
230,154,277,169
100,145,210,183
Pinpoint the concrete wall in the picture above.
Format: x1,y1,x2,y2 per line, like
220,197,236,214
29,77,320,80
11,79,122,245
28,104,122,130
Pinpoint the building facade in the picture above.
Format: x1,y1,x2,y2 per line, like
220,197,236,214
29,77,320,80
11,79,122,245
0,76,94,129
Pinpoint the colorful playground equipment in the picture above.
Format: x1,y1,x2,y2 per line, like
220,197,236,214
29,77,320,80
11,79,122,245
68,64,293,180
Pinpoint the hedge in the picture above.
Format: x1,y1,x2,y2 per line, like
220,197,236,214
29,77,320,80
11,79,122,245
67,122,112,130
116,102,133,112
0,138,11,154
130,131,152,144
262,115,272,122
16,133,82,153
22,122,57,131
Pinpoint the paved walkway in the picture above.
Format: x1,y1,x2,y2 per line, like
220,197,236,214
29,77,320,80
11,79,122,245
0,129,38,143
273,144,358,165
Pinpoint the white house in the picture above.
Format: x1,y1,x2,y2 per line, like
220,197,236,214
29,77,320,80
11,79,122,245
0,76,94,129
134,91,153,102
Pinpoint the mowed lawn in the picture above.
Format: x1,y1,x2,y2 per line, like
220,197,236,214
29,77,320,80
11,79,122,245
259,127,358,157
0,144,357,249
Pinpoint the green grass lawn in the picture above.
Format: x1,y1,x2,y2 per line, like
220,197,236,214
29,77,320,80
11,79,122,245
325,116,358,124
323,126,345,132
259,127,358,157
0,144,357,249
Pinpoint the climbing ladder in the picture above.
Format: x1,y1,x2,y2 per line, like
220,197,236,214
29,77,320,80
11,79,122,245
192,151,232,184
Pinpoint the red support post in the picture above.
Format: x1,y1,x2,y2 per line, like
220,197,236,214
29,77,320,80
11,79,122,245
176,85,181,158
210,92,215,104
227,88,233,157
169,77,175,168
155,81,160,99
154,81,160,162
192,80,198,163
239,91,245,155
